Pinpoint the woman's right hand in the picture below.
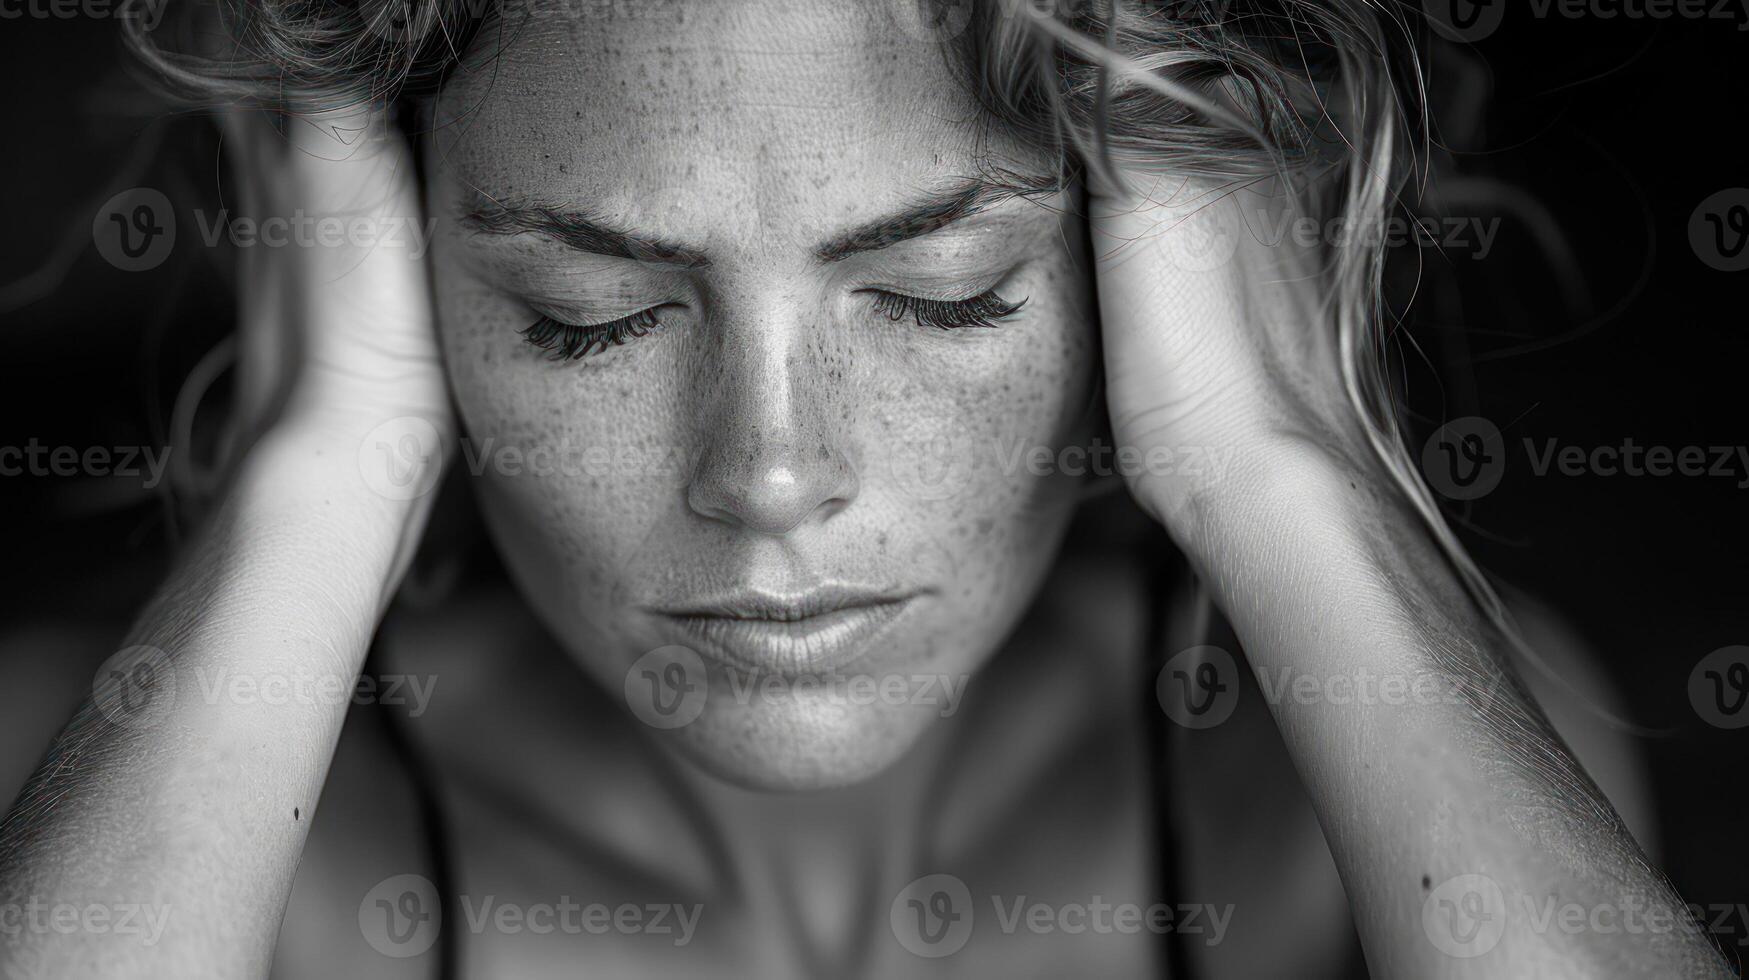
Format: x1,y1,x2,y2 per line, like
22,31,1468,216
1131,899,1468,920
224,105,453,594
0,106,451,979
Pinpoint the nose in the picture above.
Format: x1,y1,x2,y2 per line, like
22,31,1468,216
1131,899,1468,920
685,310,857,535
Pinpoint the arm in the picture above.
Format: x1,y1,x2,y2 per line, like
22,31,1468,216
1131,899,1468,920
1181,433,1715,978
1093,178,1730,979
0,108,449,978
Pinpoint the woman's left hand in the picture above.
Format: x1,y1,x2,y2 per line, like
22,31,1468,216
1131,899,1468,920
1091,172,1733,979
1089,174,1383,569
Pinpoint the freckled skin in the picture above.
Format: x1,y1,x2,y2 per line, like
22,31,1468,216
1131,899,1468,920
425,0,1098,788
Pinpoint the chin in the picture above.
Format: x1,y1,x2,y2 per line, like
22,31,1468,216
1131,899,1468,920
659,691,948,792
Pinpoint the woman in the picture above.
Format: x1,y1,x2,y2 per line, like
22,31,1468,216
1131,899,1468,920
0,0,1729,976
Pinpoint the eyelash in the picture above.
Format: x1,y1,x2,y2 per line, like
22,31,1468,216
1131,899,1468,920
519,289,1024,361
520,308,662,361
869,289,1026,330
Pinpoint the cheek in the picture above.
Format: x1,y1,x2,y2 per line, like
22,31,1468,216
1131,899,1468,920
900,260,1096,503
434,281,686,605
864,259,1098,605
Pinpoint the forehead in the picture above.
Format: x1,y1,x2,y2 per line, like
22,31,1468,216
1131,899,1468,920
432,0,1038,244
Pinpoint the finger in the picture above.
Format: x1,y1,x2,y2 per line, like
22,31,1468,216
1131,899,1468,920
1092,178,1344,448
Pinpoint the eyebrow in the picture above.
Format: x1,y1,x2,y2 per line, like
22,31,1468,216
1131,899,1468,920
460,190,711,269
814,174,1061,263
457,172,1060,268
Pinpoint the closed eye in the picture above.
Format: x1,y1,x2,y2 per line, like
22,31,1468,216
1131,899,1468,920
520,286,1025,362
867,288,1026,329
520,307,666,360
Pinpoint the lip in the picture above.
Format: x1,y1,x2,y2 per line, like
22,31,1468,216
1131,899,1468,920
651,586,920,677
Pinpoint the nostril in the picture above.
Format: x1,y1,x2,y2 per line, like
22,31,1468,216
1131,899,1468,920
686,438,856,535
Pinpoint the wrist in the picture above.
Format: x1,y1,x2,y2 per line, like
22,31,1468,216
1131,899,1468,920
228,417,445,628
1147,430,1369,560
1156,432,1470,656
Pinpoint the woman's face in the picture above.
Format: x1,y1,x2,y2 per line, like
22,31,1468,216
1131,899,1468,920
426,0,1098,789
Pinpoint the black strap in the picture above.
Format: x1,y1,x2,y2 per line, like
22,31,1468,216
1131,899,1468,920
1145,537,1197,980
367,633,459,980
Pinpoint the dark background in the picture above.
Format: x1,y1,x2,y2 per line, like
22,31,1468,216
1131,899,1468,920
1,2,1744,968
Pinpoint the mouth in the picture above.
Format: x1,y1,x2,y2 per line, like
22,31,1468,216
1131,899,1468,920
650,586,921,678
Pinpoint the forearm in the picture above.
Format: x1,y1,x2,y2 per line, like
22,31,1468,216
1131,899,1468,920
1170,439,1730,979
0,429,419,977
